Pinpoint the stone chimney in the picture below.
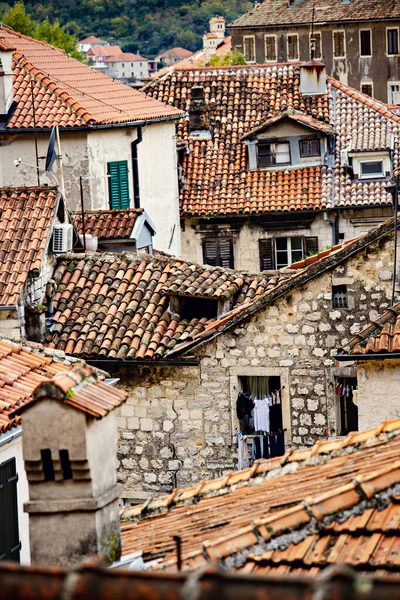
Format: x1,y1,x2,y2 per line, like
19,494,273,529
0,44,14,118
11,365,128,567
189,86,210,139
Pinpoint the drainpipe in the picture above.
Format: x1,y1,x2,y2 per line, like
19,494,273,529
131,126,143,209
323,211,339,245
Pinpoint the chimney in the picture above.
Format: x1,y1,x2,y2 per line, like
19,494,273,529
0,44,14,117
189,86,211,139
11,365,128,567
300,60,327,96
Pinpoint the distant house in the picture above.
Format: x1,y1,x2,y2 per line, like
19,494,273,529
78,35,109,56
0,26,183,255
155,47,193,66
229,0,400,104
104,53,150,81
86,44,124,72
72,208,156,253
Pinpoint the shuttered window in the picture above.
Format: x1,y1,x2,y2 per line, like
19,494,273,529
287,35,299,61
333,31,345,58
312,33,322,60
260,236,318,270
203,238,234,268
0,458,20,562
107,160,130,209
265,36,277,61
243,36,255,62
259,238,275,270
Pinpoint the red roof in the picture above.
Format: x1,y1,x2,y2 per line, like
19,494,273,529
156,47,193,60
78,36,107,45
72,209,143,240
87,45,122,57
105,53,146,63
0,186,59,305
0,26,182,129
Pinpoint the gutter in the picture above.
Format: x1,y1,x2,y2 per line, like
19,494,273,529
85,358,200,369
0,304,18,311
131,126,143,209
0,425,22,449
334,352,400,362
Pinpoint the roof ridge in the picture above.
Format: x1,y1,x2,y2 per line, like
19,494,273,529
0,24,67,52
343,302,400,351
121,418,400,523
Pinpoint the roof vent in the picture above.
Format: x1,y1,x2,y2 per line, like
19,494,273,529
300,60,327,96
53,224,73,253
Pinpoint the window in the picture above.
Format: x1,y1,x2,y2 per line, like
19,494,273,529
0,458,20,562
359,160,385,179
287,34,299,61
258,141,291,167
244,36,255,62
332,285,348,309
389,82,400,105
299,138,321,157
260,236,318,269
59,450,72,480
361,83,373,97
203,237,234,268
333,30,345,58
41,449,55,481
336,377,358,435
359,30,371,57
311,32,322,60
108,160,130,209
172,296,218,320
122,63,125,67
265,35,277,61
387,28,399,55
131,62,133,66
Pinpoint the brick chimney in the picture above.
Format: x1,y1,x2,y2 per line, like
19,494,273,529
11,365,128,567
0,43,14,118
189,86,211,139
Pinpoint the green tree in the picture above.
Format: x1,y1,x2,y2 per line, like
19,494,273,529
209,48,246,66
1,1,35,36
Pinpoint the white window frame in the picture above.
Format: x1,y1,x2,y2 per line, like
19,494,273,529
243,35,256,63
386,27,399,56
359,29,372,58
275,236,304,268
358,159,385,180
264,34,277,62
257,140,291,168
333,30,346,59
287,33,299,61
388,81,400,104
361,81,374,97
311,32,322,60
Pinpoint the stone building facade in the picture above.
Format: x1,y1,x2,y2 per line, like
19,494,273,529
115,222,396,501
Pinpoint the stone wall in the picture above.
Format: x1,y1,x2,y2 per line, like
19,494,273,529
181,207,392,272
356,360,400,430
116,232,395,500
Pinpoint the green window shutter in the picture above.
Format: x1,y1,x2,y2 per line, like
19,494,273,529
107,161,130,209
0,458,20,562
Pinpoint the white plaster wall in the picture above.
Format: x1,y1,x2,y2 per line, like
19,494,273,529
357,360,400,431
0,432,30,564
106,60,149,80
87,123,181,255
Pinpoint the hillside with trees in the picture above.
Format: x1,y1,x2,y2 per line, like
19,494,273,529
0,0,251,58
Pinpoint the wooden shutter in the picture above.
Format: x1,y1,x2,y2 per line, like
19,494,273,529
259,238,275,270
108,160,130,209
304,236,319,256
0,458,20,562
203,238,234,268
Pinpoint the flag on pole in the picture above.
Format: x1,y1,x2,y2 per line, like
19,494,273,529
45,126,57,172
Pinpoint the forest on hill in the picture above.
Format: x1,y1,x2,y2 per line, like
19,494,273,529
0,0,252,58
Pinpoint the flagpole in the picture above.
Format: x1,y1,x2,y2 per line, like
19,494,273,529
55,126,66,197
30,80,40,186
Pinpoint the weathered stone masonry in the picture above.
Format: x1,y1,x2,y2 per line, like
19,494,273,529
116,234,395,499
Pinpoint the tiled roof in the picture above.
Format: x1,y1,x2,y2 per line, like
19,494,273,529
339,301,400,356
145,65,396,217
121,419,400,572
79,36,107,45
12,363,127,419
0,186,59,306
105,53,146,63
0,26,182,129
2,558,400,600
86,45,122,57
242,109,335,140
44,252,292,359
156,47,192,60
72,209,143,240
230,0,400,29
0,338,78,435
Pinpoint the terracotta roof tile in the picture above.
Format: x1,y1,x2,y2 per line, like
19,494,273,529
45,253,293,359
72,209,143,240
230,0,400,29
145,65,396,217
120,419,400,572
0,186,58,306
0,26,182,129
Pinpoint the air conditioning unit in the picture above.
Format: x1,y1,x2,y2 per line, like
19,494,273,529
340,149,349,167
52,223,74,253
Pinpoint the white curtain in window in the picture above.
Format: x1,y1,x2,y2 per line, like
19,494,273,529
247,377,269,399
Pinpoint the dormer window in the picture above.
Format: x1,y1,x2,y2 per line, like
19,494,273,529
299,138,321,157
258,141,291,168
359,159,385,179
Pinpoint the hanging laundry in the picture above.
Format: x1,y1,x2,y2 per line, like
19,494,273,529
236,391,255,420
254,398,270,432
237,434,249,470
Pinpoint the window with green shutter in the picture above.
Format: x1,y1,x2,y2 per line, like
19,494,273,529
0,458,20,562
107,160,130,209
